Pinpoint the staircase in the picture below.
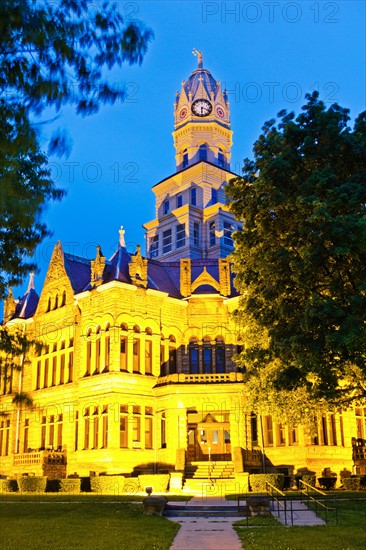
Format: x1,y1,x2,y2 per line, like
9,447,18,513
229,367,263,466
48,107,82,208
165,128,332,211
165,501,244,518
183,461,235,493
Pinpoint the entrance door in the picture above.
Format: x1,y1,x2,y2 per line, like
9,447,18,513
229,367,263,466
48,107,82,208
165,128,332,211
187,422,231,461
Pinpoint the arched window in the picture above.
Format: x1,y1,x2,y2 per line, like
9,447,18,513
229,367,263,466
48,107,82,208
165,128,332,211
189,338,199,374
145,328,153,375
94,326,101,374
54,294,58,310
202,336,212,374
61,290,66,307
215,337,226,373
133,326,140,373
85,329,92,376
46,296,51,313
104,324,110,373
168,335,177,374
218,148,225,168
198,143,208,161
120,323,128,371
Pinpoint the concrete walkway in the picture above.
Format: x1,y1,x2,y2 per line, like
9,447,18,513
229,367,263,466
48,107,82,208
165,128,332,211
168,497,243,550
271,499,326,526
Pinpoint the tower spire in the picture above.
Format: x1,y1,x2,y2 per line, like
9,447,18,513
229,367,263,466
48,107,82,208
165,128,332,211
192,48,203,69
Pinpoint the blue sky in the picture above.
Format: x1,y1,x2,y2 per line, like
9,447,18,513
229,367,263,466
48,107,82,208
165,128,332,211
11,0,366,302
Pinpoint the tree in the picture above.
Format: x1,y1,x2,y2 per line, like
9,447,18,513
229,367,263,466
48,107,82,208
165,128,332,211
227,92,366,419
0,0,153,297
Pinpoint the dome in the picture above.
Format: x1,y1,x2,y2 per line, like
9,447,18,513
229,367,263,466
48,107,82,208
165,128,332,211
183,67,219,100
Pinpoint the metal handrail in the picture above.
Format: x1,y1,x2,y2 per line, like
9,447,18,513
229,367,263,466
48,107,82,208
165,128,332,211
299,479,338,524
266,482,293,526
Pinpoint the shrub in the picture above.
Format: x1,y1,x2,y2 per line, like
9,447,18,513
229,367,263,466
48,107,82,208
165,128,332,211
0,479,18,493
138,474,170,493
17,476,47,493
90,475,126,494
342,477,361,491
302,474,316,488
60,479,81,493
249,474,284,492
123,478,140,496
318,477,337,490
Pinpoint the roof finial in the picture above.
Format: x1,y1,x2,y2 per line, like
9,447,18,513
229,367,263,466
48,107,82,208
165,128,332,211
119,226,126,247
192,48,203,69
27,272,35,293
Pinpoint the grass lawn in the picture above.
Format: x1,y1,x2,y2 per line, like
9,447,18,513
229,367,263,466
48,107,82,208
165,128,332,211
234,499,366,550
0,498,180,550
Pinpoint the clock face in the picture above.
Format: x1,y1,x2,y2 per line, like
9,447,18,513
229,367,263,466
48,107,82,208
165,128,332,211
191,99,212,117
179,107,188,120
216,105,226,119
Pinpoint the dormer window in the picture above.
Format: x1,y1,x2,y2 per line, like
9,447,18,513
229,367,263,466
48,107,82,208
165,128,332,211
176,194,183,208
164,200,170,215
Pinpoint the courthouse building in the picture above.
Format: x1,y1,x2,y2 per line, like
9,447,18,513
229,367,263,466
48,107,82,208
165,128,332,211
1,53,365,485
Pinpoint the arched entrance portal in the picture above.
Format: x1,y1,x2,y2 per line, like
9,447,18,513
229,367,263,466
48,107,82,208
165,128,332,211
187,413,231,462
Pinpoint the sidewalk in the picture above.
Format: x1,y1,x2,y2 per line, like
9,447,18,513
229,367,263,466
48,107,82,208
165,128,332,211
168,496,243,550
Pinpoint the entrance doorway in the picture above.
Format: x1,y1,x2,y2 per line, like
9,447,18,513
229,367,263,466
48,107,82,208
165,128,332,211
187,414,231,462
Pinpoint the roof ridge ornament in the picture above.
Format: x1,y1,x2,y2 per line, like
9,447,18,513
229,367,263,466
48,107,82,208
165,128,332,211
192,48,203,69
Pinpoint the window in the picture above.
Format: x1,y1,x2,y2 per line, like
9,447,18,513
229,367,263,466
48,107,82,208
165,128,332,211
216,338,225,373
41,416,46,449
209,221,216,246
189,339,199,374
169,345,177,374
198,144,208,161
23,419,29,453
320,416,329,445
145,407,153,449
133,339,140,372
224,221,233,246
61,290,66,306
176,223,185,248
164,200,170,215
102,406,108,448
211,187,218,204
59,354,65,384
84,408,90,449
120,335,127,371
49,416,55,448
161,413,166,448
92,408,99,449
94,328,101,374
133,406,141,443
150,234,159,258
104,327,110,372
218,149,224,168
288,426,298,445
145,339,152,375
183,149,188,168
162,229,172,254
356,408,366,439
51,356,57,386
264,415,273,446
120,405,128,448
329,414,337,446
68,352,73,383
74,411,79,451
86,331,92,376
176,194,183,208
278,424,286,446
36,360,41,390
0,420,10,456
190,187,197,206
251,414,258,443
193,222,200,246
202,338,212,374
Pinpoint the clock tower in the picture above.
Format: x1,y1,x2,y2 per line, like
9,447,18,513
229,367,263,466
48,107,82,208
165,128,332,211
144,51,239,262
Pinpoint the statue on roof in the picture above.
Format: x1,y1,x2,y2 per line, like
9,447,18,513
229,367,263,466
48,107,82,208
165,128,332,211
192,48,203,68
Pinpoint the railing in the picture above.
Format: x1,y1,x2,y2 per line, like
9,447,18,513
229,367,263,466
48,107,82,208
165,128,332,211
156,372,244,386
299,479,338,525
13,450,66,467
266,482,294,526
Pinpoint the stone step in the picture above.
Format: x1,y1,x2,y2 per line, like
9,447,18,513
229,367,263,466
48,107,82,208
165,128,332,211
164,504,244,518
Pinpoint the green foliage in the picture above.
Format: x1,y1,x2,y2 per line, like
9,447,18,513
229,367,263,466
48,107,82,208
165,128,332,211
318,477,337,490
0,478,18,492
301,474,317,488
0,0,153,296
227,92,366,411
138,474,170,493
17,476,47,493
90,475,126,495
342,477,361,491
60,478,81,493
249,473,284,492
